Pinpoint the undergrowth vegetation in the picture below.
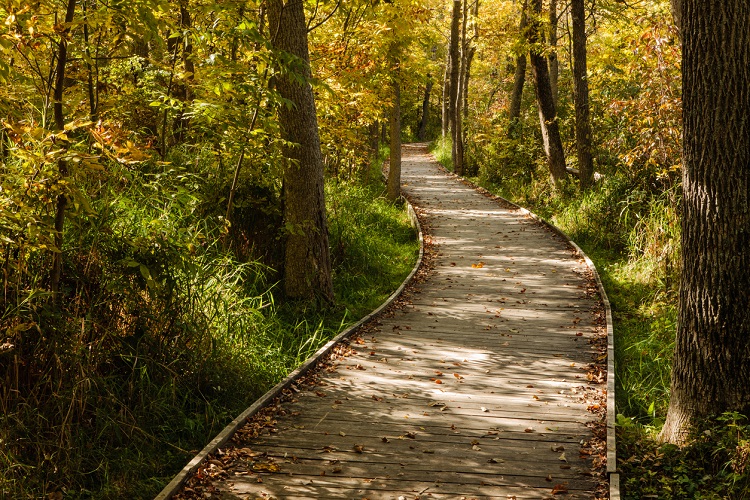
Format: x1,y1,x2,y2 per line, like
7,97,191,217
0,150,418,498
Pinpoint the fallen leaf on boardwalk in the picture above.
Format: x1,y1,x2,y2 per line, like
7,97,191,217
339,431,346,437
372,395,383,402
381,437,390,443
319,445,337,453
551,444,565,452
353,444,365,453
435,379,443,384
546,475,553,482
524,427,534,433
471,439,480,445
405,431,417,439
355,364,366,370
315,391,326,397
481,407,489,412
533,395,539,400
472,445,482,451
454,373,464,379
558,452,567,462
488,458,504,464
471,262,485,268
251,462,280,473
551,482,569,494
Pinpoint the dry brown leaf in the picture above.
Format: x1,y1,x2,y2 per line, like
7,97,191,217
551,482,569,494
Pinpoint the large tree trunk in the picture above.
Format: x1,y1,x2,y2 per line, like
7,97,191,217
571,0,593,189
417,76,433,141
508,2,528,129
268,0,334,304
661,0,750,444
387,75,402,201
527,0,566,187
448,0,461,171
50,0,76,302
548,0,559,107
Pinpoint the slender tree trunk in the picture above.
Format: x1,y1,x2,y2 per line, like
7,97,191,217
50,0,76,301
548,0,559,107
418,76,433,141
509,2,528,130
527,0,566,186
441,51,450,138
268,0,334,304
173,2,194,143
82,0,97,123
387,74,402,201
572,0,593,189
369,121,380,157
661,0,750,444
448,0,462,173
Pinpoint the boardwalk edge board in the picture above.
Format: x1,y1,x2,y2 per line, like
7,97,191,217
441,166,620,500
154,202,425,500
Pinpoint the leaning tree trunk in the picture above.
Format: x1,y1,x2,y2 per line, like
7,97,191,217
527,0,566,187
572,0,593,189
268,0,334,304
448,0,461,171
387,74,402,201
661,0,750,444
508,1,528,132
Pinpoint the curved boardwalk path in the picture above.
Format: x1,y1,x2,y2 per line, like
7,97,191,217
188,144,606,499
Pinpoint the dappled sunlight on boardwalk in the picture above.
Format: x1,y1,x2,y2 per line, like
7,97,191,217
193,143,605,499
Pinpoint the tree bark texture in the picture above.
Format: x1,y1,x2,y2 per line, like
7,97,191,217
571,0,593,189
508,2,528,128
418,76,433,141
661,0,750,444
268,0,334,304
388,76,402,201
527,0,566,186
548,0,559,107
448,0,461,172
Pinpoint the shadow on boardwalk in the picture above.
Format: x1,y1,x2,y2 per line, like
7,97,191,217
173,143,608,500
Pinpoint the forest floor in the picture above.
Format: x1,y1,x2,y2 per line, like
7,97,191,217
172,144,609,499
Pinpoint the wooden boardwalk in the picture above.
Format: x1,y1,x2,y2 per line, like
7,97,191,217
180,144,606,499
